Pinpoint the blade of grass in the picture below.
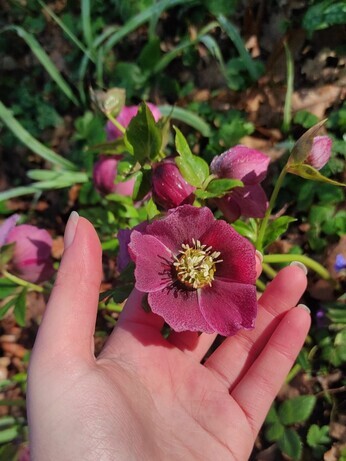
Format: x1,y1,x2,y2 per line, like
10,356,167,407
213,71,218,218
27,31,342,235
81,0,93,49
104,0,194,52
0,187,40,202
37,0,94,62
216,14,260,81
1,26,79,106
282,40,294,133
0,101,76,170
158,105,211,137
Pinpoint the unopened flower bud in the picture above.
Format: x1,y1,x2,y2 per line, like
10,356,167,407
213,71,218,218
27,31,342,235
6,224,54,283
152,159,195,210
93,156,135,196
305,136,332,170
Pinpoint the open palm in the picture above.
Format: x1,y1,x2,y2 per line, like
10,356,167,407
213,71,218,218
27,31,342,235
28,217,310,461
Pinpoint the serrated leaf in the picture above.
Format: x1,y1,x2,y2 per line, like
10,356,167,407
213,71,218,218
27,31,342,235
307,424,331,448
13,288,27,327
263,216,297,248
174,126,194,158
287,163,346,186
126,103,162,164
231,220,257,243
278,395,316,425
288,119,327,164
277,428,302,461
145,198,160,220
265,422,285,442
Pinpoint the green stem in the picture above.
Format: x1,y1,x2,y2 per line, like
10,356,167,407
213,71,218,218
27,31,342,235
256,278,266,292
2,269,43,292
282,40,294,133
263,254,332,280
107,113,126,135
262,263,277,279
256,167,288,251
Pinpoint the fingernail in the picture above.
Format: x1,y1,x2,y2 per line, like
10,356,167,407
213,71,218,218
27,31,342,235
289,261,308,275
297,303,311,314
64,211,79,250
255,250,263,263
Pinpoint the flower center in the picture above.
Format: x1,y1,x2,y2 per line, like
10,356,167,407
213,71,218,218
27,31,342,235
173,239,222,289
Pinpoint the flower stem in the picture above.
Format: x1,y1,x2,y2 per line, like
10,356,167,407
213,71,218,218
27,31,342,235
2,269,43,292
262,263,277,279
256,278,266,292
107,113,126,134
256,167,288,251
263,254,332,280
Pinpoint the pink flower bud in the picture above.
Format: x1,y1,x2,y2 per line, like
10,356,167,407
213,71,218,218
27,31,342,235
0,214,20,247
152,159,195,210
106,103,161,140
305,136,332,170
93,156,135,196
5,225,54,283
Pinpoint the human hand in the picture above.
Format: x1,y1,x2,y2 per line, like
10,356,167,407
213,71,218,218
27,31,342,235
27,215,310,461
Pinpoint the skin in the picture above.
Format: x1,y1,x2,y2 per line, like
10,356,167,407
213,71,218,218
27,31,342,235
27,217,311,461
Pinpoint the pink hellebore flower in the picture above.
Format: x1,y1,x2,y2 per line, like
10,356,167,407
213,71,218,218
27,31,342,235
129,205,257,336
106,103,161,140
152,158,195,210
93,155,135,196
305,136,332,170
5,225,54,283
210,145,270,222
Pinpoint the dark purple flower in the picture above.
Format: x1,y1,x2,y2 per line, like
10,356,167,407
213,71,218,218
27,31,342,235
210,145,270,222
0,214,20,247
305,136,332,170
106,103,161,140
152,158,195,210
128,205,257,336
5,225,54,283
334,254,346,272
93,155,135,196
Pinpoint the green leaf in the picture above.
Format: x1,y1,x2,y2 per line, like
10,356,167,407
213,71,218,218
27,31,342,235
206,178,243,196
231,220,257,244
174,127,209,187
293,110,319,129
0,101,76,170
13,288,27,327
0,297,17,319
265,405,280,424
0,279,18,300
302,0,346,31
126,103,162,165
278,395,316,425
265,422,285,442
132,169,152,201
288,163,346,186
158,105,211,137
145,198,160,220
307,424,331,448
81,0,93,48
263,216,297,249
277,428,302,461
2,26,78,106
0,426,19,444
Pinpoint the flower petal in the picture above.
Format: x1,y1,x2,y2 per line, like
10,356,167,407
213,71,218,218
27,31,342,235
149,287,214,333
200,219,256,283
147,205,215,253
129,231,172,292
305,135,332,170
0,214,20,247
231,184,268,218
210,145,270,184
199,279,257,336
